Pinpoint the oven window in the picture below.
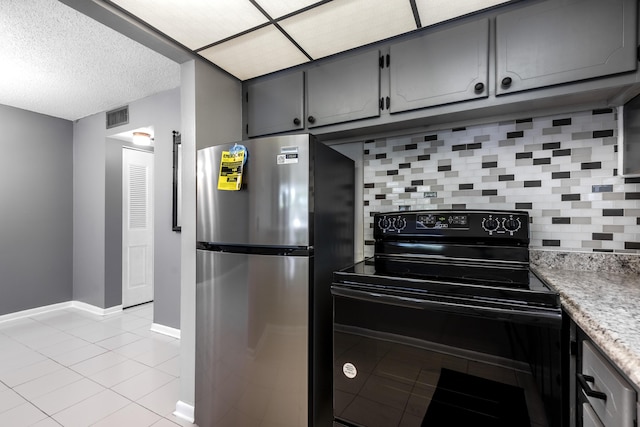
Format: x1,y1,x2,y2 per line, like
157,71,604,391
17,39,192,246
333,293,562,427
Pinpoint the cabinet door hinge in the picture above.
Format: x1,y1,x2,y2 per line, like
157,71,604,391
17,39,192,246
246,124,249,134
245,92,248,103
386,54,390,68
379,56,384,68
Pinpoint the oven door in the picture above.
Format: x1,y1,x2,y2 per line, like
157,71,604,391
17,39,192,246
332,284,565,427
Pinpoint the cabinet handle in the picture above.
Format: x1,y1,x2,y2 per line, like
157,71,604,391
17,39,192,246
293,118,301,126
577,373,607,401
474,82,485,93
501,77,513,88
308,116,316,124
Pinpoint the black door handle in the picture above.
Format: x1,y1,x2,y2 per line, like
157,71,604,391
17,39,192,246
501,77,513,88
474,82,485,93
293,118,301,126
308,116,316,124
577,373,607,401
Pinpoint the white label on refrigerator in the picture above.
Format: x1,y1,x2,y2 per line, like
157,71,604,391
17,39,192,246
277,153,299,164
343,362,357,379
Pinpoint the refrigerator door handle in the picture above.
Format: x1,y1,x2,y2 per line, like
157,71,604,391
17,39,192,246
197,242,312,256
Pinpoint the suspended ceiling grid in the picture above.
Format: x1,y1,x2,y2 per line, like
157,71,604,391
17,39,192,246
106,0,513,80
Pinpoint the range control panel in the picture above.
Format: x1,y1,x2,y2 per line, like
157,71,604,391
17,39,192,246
374,210,529,240
416,213,468,229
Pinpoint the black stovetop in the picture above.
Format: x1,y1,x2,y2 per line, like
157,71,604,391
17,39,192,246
338,209,560,309
333,258,560,309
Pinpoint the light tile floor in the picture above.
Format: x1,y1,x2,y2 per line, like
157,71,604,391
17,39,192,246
0,303,191,427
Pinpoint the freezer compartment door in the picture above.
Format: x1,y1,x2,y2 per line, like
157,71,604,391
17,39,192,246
197,134,311,246
195,250,309,427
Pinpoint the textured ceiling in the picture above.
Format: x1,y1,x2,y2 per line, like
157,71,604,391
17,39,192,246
0,0,180,121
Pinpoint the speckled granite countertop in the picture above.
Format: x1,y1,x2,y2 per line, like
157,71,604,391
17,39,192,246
530,251,640,389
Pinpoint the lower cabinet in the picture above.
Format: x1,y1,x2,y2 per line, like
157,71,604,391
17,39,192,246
575,326,638,427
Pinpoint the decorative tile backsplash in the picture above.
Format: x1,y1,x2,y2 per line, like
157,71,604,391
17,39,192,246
363,109,640,257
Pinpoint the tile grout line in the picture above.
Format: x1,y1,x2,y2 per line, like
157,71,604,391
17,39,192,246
0,303,183,426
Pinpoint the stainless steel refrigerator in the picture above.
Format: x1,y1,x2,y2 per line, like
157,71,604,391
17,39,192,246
195,134,354,427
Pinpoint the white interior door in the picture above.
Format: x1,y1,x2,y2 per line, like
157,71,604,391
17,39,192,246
122,148,154,308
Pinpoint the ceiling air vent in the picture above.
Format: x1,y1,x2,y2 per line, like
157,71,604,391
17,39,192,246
106,106,129,129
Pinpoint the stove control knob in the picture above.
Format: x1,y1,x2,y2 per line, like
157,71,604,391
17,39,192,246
503,217,522,232
378,216,391,231
482,217,499,232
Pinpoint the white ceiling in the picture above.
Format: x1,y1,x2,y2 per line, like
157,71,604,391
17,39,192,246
0,0,512,122
110,0,512,80
0,0,180,121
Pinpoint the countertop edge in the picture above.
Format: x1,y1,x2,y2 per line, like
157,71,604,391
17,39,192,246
534,267,640,390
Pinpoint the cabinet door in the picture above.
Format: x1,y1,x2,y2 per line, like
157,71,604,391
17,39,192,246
246,71,304,137
582,403,605,427
496,0,637,95
389,19,489,113
306,50,380,128
581,341,636,427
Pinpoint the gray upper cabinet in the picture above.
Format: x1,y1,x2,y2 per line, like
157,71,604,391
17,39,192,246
241,0,640,139
246,71,304,137
306,50,380,128
389,19,489,113
496,0,638,95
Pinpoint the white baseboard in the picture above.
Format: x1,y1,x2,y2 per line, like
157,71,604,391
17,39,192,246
151,323,181,339
72,301,123,316
174,400,195,423
0,301,123,324
0,301,73,324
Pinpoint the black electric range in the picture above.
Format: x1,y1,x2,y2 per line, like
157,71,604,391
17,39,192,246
332,210,566,427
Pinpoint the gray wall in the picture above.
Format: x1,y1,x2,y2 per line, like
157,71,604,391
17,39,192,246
73,113,107,307
104,137,123,308
73,88,182,326
179,59,242,412
0,104,73,315
135,88,182,328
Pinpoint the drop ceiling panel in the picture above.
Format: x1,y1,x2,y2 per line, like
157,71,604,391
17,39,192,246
279,0,417,59
255,0,324,19
110,0,268,49
415,0,511,27
199,25,310,81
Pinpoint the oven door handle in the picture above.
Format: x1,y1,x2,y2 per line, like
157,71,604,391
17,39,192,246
331,286,561,326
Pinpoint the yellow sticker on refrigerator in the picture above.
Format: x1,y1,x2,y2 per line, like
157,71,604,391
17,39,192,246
217,150,245,191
